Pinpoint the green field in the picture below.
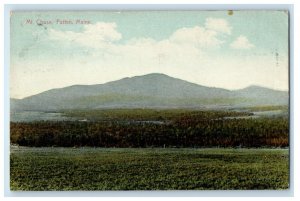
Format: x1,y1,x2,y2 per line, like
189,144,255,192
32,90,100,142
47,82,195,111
10,147,289,190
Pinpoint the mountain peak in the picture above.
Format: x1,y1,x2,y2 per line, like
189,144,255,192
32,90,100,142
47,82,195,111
239,85,266,91
243,85,267,90
239,85,288,93
144,73,168,76
132,73,171,79
116,73,172,83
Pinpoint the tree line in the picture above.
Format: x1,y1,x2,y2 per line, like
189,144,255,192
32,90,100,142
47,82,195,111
10,116,288,148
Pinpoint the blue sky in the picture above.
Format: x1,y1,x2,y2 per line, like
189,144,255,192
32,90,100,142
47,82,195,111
10,11,289,98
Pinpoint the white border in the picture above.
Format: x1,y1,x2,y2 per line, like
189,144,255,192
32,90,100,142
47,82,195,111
1,1,298,200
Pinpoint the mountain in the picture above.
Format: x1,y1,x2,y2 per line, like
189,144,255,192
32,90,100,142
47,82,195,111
10,73,288,111
234,85,288,106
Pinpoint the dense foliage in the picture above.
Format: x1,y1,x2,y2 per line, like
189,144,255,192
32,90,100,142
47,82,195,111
10,110,289,147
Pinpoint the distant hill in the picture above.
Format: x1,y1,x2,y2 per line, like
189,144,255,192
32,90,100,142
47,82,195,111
11,73,289,111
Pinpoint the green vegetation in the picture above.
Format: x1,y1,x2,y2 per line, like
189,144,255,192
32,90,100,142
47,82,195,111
11,109,288,148
10,109,289,190
10,147,289,190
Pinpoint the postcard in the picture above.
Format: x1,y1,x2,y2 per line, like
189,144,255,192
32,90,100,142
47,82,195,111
10,10,289,190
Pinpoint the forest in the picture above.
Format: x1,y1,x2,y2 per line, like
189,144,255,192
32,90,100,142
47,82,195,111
10,109,289,148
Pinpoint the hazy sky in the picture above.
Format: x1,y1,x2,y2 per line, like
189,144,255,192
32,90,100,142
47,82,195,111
10,11,289,99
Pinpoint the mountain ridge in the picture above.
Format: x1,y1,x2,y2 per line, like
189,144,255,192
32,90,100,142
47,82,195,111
11,73,288,111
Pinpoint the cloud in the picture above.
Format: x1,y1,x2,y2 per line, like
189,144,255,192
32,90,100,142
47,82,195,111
205,18,232,35
48,19,230,50
48,22,122,48
230,35,254,49
47,20,229,72
169,26,224,48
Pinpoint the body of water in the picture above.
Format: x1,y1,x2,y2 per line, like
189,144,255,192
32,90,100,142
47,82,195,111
10,111,70,122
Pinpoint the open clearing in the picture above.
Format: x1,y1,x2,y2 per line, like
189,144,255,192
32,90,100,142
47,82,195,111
10,147,289,190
